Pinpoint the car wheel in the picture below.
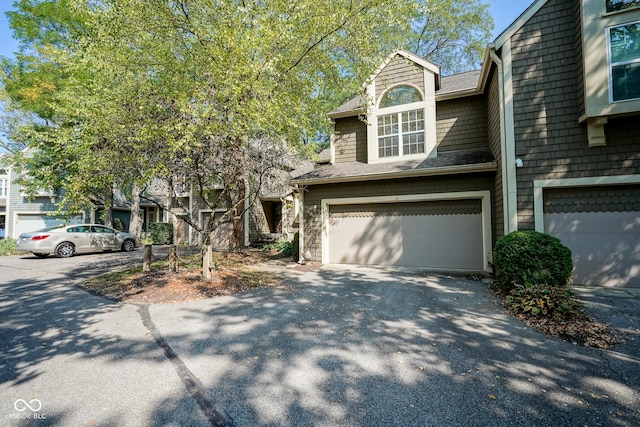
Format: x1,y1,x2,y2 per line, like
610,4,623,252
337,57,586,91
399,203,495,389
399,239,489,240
33,253,49,258
121,239,135,252
55,242,75,258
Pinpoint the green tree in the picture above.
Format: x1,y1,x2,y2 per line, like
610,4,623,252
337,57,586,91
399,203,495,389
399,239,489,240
1,0,494,270
405,0,493,75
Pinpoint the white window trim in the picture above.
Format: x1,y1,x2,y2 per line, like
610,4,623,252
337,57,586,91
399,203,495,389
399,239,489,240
376,105,426,158
607,19,640,103
533,174,640,232
0,177,8,198
321,191,493,272
366,74,438,164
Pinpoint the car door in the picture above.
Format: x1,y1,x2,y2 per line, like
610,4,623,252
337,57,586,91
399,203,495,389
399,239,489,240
90,225,119,250
66,225,92,253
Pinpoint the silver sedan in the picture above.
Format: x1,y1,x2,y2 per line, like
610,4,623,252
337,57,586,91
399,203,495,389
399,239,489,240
17,224,139,258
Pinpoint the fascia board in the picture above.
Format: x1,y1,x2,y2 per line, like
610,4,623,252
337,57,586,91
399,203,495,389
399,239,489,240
492,0,550,49
291,162,497,186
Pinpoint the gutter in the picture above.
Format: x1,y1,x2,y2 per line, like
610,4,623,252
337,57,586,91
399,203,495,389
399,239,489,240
291,162,497,186
489,45,517,234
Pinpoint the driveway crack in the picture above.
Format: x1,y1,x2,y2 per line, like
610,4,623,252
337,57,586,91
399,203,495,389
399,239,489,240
137,304,234,427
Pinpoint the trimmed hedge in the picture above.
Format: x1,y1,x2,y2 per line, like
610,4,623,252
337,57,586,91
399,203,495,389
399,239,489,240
149,222,173,245
493,230,573,293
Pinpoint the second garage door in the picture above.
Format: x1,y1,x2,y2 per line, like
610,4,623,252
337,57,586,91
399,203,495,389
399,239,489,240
328,199,484,270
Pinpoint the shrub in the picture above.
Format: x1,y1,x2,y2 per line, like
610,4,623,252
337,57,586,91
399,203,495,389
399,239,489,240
493,231,573,293
506,283,584,321
149,222,173,245
263,240,292,257
0,238,22,256
292,232,299,262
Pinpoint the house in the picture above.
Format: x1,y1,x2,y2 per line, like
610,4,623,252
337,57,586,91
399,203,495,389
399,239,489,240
291,0,640,287
0,153,83,238
172,153,325,248
0,152,167,238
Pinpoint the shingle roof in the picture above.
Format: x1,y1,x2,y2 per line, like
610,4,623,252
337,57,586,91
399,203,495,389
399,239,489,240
438,70,481,95
328,69,481,118
291,149,496,184
328,95,367,118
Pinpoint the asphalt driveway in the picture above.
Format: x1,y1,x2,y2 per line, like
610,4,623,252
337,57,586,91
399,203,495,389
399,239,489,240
1,253,639,426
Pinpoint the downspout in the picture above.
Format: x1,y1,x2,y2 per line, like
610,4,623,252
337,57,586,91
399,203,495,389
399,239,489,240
243,177,250,247
489,45,517,234
295,184,304,263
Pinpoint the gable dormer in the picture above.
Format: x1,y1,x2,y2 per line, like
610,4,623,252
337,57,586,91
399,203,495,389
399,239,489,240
366,50,440,164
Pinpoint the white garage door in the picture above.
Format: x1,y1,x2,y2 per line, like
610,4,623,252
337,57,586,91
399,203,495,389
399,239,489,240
15,214,82,238
328,200,484,270
545,211,640,287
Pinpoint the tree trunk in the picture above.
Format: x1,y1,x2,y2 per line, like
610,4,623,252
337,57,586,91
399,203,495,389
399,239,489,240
143,244,152,272
202,244,212,279
231,179,245,251
129,183,143,237
169,245,178,272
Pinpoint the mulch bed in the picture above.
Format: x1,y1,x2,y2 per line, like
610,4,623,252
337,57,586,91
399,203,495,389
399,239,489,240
513,312,624,349
81,249,317,304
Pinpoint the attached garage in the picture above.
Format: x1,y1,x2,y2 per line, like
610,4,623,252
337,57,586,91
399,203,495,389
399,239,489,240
542,185,640,288
14,213,82,238
322,192,492,271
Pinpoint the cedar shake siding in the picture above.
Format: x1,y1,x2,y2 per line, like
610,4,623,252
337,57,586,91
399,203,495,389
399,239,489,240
334,117,368,164
375,56,425,100
509,0,640,230
301,173,495,262
334,96,490,165
436,96,489,152
486,69,504,243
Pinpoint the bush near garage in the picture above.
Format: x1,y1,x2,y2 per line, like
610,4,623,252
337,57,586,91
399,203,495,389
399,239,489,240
493,230,573,294
0,238,22,256
262,240,292,257
505,282,584,321
150,222,173,245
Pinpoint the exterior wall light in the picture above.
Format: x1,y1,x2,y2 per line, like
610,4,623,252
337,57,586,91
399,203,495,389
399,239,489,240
515,158,524,168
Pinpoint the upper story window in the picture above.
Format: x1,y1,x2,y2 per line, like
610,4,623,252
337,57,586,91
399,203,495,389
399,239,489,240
379,86,423,108
376,85,425,159
606,0,640,13
0,179,7,197
608,20,640,101
0,170,8,197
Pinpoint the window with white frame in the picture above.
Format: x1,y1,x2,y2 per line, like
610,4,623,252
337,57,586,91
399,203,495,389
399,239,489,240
608,20,640,102
0,170,8,197
376,86,425,158
606,0,640,13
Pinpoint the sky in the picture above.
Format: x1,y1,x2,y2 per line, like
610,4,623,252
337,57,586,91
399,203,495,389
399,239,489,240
0,0,533,61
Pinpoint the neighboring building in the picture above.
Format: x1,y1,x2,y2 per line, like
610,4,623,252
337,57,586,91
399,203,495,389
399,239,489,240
291,0,640,287
0,152,168,238
174,153,324,248
0,152,83,238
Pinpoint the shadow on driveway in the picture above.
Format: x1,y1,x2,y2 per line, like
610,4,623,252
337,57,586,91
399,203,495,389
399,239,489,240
149,267,640,427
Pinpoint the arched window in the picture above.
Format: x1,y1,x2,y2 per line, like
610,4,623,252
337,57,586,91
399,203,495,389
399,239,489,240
377,85,425,158
379,85,423,108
